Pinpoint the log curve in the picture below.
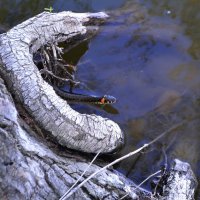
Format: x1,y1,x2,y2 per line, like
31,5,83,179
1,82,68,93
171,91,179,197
0,11,124,153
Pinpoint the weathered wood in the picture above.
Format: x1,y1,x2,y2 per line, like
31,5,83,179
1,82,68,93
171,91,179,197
0,77,149,200
159,159,198,200
0,11,197,200
0,11,123,153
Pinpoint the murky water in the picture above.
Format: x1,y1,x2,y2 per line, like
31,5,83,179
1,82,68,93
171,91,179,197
1,0,200,197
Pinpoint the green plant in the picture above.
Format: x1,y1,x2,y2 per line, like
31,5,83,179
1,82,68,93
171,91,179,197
44,6,53,13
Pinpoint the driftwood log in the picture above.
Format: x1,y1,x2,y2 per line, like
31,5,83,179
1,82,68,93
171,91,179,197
0,11,123,154
0,76,149,199
0,11,197,200
0,75,197,200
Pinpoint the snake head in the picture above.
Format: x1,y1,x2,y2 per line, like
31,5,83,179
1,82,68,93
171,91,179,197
100,95,117,104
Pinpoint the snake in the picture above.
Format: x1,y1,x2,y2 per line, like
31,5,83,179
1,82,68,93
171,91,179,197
53,86,116,104
33,52,116,104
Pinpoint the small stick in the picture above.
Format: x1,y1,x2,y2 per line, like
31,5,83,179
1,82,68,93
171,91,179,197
51,43,57,60
120,170,161,200
54,61,74,79
60,120,186,200
40,69,80,85
59,150,102,200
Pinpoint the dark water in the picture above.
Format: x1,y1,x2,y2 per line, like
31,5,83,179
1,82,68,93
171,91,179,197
1,0,200,197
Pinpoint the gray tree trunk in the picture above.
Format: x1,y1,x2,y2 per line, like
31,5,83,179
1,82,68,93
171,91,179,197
0,11,197,200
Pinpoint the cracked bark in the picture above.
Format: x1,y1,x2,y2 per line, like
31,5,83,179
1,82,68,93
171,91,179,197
0,11,123,153
0,77,148,200
0,11,197,200
158,159,198,200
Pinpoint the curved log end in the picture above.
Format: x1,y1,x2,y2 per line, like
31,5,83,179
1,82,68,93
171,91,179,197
62,115,125,153
41,83,124,153
0,11,124,154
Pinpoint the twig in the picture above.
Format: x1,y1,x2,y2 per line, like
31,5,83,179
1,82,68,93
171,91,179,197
54,61,74,79
38,43,79,88
40,69,80,85
60,120,186,200
55,44,64,57
153,147,168,196
43,48,52,72
51,43,58,61
59,149,102,200
120,170,161,200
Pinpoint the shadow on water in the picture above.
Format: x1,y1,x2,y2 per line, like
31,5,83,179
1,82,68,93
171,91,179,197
1,0,200,197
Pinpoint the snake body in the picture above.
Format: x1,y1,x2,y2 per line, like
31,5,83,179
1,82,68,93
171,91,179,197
53,86,116,104
33,52,116,104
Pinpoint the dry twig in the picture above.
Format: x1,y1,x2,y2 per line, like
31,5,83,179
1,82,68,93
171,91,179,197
60,120,186,200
